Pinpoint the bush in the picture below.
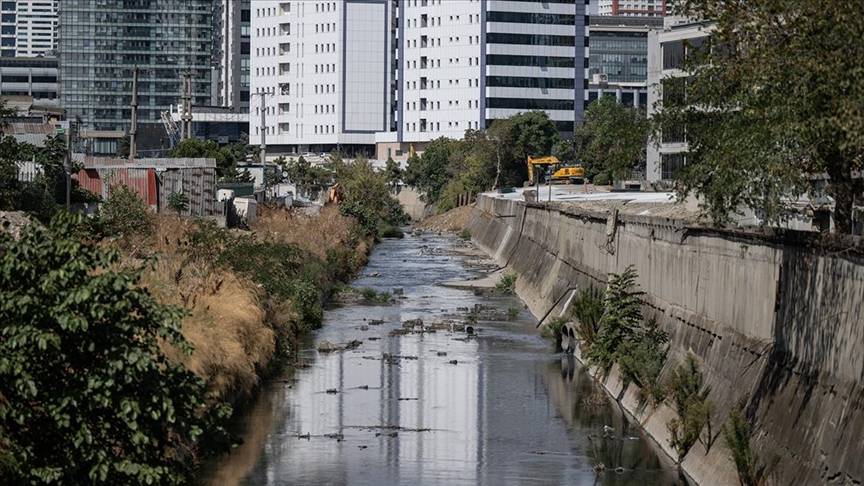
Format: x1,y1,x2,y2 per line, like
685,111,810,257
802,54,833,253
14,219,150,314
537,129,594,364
378,224,404,239
667,354,712,459
496,272,517,293
359,287,392,304
724,406,770,486
585,267,668,401
99,184,154,240
593,173,611,186
571,286,604,345
0,213,228,484
459,228,472,241
585,266,645,371
168,192,189,215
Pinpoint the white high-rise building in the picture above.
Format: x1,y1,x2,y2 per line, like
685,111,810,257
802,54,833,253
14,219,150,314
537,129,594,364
250,0,589,157
1,0,59,57
250,0,392,153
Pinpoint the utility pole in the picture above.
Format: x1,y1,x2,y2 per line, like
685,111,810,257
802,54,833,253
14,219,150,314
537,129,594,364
180,73,193,140
259,91,267,165
64,125,70,210
129,66,139,159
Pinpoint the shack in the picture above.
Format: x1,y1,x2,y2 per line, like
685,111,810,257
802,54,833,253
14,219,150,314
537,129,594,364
73,156,218,217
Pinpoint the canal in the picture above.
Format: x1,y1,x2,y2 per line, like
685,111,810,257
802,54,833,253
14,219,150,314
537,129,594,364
206,233,680,486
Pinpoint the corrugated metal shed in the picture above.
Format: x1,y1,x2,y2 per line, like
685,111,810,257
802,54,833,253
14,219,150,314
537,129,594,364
73,157,218,216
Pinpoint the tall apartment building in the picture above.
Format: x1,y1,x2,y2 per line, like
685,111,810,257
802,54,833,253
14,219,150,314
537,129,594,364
250,0,391,154
58,0,214,152
1,0,58,58
645,18,711,182
597,0,666,17
250,0,589,157
214,0,251,111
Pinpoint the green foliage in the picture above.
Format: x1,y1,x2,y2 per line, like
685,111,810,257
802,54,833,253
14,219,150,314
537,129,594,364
283,155,332,190
495,272,517,293
169,139,253,181
384,156,403,189
168,192,189,215
404,137,457,203
584,267,668,402
655,0,864,233
99,184,155,240
219,237,325,329
358,287,393,304
405,112,561,206
488,112,563,187
576,97,649,182
592,173,611,186
585,266,646,371
667,354,712,459
0,213,229,485
378,223,404,239
724,405,770,486
571,286,604,345
0,133,72,218
333,156,408,235
506,306,520,320
459,228,472,241
541,317,567,340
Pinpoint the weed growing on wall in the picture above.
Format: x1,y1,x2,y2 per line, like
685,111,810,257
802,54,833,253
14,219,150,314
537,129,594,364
724,405,772,486
571,286,604,346
496,273,518,294
584,266,668,402
667,354,713,459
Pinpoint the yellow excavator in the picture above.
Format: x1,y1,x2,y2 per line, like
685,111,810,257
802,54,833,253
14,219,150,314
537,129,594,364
527,156,585,185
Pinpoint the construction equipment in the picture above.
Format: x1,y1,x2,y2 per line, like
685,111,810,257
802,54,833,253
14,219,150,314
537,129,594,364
527,155,585,185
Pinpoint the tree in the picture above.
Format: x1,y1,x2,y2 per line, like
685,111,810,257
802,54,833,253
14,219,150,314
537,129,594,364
333,156,407,234
99,184,154,240
0,213,228,484
656,0,864,233
384,157,403,190
487,111,561,187
577,97,649,181
403,137,455,202
169,139,253,181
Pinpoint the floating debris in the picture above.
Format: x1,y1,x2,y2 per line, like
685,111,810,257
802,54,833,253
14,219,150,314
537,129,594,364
448,359,459,365
325,388,339,394
369,319,385,326
317,340,337,353
436,351,448,357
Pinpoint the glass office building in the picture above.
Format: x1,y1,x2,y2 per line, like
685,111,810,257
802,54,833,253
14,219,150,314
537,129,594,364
588,15,662,83
59,0,213,151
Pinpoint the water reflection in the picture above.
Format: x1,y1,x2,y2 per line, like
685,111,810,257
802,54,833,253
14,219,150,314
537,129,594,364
207,234,679,486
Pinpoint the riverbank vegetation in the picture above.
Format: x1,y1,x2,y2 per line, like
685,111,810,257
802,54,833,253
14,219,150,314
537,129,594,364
0,150,403,482
404,112,561,212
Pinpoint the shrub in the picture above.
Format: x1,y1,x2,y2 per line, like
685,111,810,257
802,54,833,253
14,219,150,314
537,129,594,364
99,184,154,240
667,354,712,459
724,406,770,486
168,192,189,215
0,213,228,485
617,319,668,403
571,286,604,345
496,272,517,293
459,228,472,240
593,173,611,186
585,266,645,371
378,223,405,239
359,287,392,304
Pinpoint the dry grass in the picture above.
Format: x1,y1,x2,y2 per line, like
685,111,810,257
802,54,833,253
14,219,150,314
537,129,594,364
140,216,275,400
253,205,355,259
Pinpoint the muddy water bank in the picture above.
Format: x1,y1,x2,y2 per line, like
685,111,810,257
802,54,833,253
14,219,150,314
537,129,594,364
204,233,680,485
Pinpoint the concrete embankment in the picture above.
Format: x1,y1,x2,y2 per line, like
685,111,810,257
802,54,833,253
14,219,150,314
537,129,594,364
466,194,864,485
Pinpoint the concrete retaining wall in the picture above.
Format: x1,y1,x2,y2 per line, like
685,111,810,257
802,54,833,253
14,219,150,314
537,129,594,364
467,195,864,485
